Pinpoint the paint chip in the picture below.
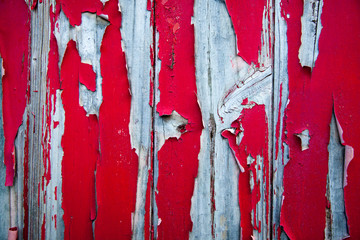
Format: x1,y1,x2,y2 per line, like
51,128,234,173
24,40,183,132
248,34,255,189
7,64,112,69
157,111,188,150
295,129,310,151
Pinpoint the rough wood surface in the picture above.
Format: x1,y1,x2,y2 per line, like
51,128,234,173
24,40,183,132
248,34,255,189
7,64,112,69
0,0,358,239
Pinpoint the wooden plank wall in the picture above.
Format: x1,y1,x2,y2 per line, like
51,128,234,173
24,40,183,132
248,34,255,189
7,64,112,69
0,0,359,239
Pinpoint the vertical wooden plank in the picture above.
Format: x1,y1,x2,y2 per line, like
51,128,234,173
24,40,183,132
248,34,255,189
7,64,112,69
0,57,10,239
216,0,274,239
28,2,51,239
152,0,203,239
192,0,241,239
117,1,152,239
325,114,348,239
276,0,360,239
272,0,289,238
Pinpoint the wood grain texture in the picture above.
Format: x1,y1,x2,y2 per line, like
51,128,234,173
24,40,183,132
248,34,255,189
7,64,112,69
0,0,359,239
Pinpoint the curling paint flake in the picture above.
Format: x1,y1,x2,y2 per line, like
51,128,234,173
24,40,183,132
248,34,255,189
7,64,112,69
154,0,203,238
95,0,138,238
280,0,360,239
0,0,30,186
222,103,269,240
60,40,99,240
225,0,266,65
327,1,360,238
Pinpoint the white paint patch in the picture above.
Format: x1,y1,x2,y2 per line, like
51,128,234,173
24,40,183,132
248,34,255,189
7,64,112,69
1,60,4,78
295,129,310,151
156,111,188,151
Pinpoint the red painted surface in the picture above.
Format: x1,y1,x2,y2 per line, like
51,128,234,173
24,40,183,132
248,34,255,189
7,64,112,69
280,0,360,239
0,0,30,186
61,40,99,240
155,0,203,239
145,1,155,237
321,0,360,238
41,214,46,240
95,1,138,237
79,63,96,92
222,103,269,239
0,0,357,239
225,0,266,65
59,0,102,26
279,1,330,238
30,0,38,10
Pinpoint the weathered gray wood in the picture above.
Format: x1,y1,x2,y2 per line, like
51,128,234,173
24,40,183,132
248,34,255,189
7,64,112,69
1,1,349,239
28,2,52,239
192,0,240,239
78,13,108,116
192,0,273,239
325,114,349,240
298,0,323,69
272,0,290,239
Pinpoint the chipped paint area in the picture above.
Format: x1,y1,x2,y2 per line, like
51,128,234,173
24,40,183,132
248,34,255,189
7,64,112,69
222,103,269,239
0,0,30,186
295,129,310,151
154,0,203,239
225,0,267,65
1,0,360,239
280,0,360,239
60,40,99,239
95,1,138,238
218,0,273,237
298,0,323,69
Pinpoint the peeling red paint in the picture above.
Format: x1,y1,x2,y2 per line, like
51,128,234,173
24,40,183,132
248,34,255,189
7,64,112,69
42,3,61,190
0,0,30,186
145,130,154,240
41,213,46,240
225,0,266,65
280,0,330,238
222,103,269,239
53,121,59,129
61,40,99,240
59,0,103,26
154,0,203,239
30,0,38,11
145,2,156,236
280,0,360,239
79,63,96,92
149,0,155,108
275,83,282,160
326,1,360,238
94,1,138,237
